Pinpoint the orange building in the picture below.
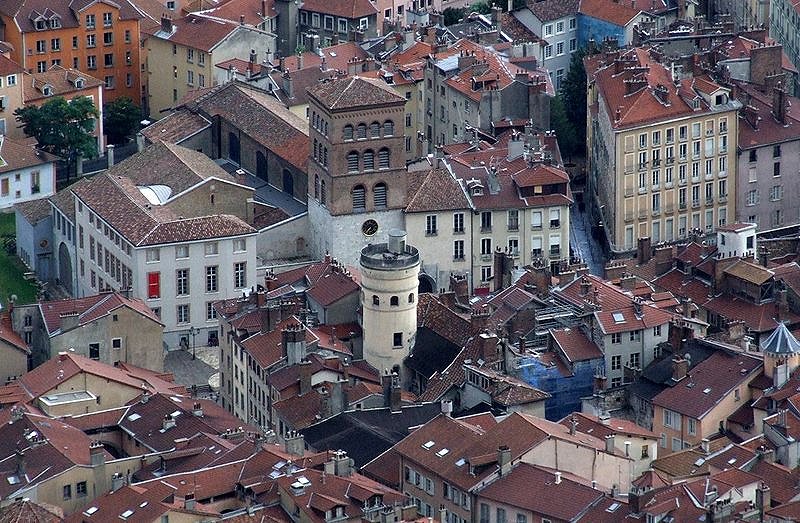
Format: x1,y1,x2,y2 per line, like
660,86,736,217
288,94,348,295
0,0,150,108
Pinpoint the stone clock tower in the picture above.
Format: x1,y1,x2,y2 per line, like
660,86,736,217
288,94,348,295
306,76,408,267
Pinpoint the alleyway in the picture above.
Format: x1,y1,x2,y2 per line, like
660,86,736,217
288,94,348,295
570,200,605,277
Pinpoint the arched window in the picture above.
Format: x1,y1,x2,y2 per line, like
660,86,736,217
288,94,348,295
314,175,319,199
320,180,326,204
408,293,415,303
383,120,394,136
370,121,381,138
323,120,328,136
374,182,387,209
363,149,375,170
313,138,318,160
378,148,390,169
323,147,328,167
372,295,380,305
356,123,367,139
390,296,399,306
352,185,366,212
347,151,359,172
343,124,354,140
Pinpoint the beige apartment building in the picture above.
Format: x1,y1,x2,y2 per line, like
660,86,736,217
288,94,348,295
586,47,740,253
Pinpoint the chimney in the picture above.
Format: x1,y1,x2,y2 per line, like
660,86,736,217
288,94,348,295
579,276,592,297
283,324,306,365
285,430,305,456
701,438,710,454
111,472,125,492
757,483,771,517
160,14,172,33
672,355,688,382
297,52,304,70
554,471,562,484
192,402,203,417
569,415,577,435
14,450,25,479
441,399,453,417
497,446,512,476
183,492,196,511
162,413,176,431
298,359,312,395
390,374,402,413
773,84,788,124
90,441,105,467
653,245,674,275
637,236,652,264
59,311,80,332
620,273,637,290
477,332,498,362
239,14,245,25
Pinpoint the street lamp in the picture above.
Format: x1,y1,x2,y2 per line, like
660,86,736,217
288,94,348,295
189,326,199,360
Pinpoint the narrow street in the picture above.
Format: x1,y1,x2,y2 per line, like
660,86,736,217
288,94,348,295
570,199,605,277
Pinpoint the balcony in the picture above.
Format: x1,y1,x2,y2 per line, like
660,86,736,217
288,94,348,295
705,173,714,181
679,202,687,210
549,246,561,257
531,249,542,258
652,209,661,216
692,200,701,209
719,170,727,178
638,187,647,195
665,182,673,189
705,198,713,206
480,253,492,261
678,178,687,186
425,229,437,236
480,226,492,233
453,227,465,234
507,225,519,232
638,163,648,171
719,194,727,203
550,220,560,228
666,157,674,165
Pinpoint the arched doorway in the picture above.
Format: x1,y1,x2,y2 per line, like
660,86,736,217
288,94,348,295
256,151,267,181
228,132,240,165
282,169,294,197
418,273,435,294
58,242,73,295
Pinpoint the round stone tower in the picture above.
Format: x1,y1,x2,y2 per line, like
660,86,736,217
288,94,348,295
360,229,420,379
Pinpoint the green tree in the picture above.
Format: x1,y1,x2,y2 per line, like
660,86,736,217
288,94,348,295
443,7,465,25
550,95,578,160
560,48,588,157
103,97,141,145
14,96,99,176
469,0,492,14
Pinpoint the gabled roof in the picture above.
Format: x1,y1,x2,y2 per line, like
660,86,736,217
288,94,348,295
308,76,405,111
22,64,102,102
551,327,603,362
145,13,239,52
527,0,579,22
0,136,58,175
652,351,762,419
478,463,603,521
559,412,658,440
405,167,471,213
305,271,359,307
38,291,162,335
579,0,641,26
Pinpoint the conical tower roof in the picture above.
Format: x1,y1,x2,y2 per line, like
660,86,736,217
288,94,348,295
760,322,800,355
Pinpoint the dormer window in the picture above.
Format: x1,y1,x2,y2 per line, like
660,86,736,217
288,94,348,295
715,93,728,106
472,186,482,196
75,78,85,88
692,98,700,110
50,17,61,29
42,85,53,96
35,19,46,30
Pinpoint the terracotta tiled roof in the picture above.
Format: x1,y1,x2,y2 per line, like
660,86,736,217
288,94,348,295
594,301,674,334
140,110,211,144
652,351,762,419
0,0,144,32
405,167,471,212
478,463,603,520
551,327,603,362
308,76,405,110
558,412,658,439
0,136,57,175
723,259,773,285
501,12,541,42
0,54,24,76
416,293,472,348
240,317,303,368
0,498,62,522
184,82,309,171
305,271,359,307
579,0,641,25
38,291,162,335
14,197,53,224
589,47,730,130
528,0,579,22
750,460,800,504
299,0,376,18
195,0,276,23
22,65,102,102
71,142,255,246
145,14,239,52
0,312,28,354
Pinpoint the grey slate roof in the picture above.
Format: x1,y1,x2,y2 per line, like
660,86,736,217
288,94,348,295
760,322,800,355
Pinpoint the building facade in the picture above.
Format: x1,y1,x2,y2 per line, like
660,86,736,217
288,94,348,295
306,76,408,267
0,0,145,104
587,48,739,253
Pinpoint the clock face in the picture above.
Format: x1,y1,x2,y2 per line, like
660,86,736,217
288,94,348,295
362,219,379,237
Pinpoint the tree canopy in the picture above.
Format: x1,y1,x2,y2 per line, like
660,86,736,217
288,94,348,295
559,48,589,158
103,96,141,145
14,96,99,162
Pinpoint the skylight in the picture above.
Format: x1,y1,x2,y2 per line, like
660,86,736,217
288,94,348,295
455,458,466,467
422,440,435,450
703,387,712,394
612,312,625,323
436,448,450,457
84,507,98,516
606,502,620,513
120,509,134,519
127,413,142,422
137,185,172,205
